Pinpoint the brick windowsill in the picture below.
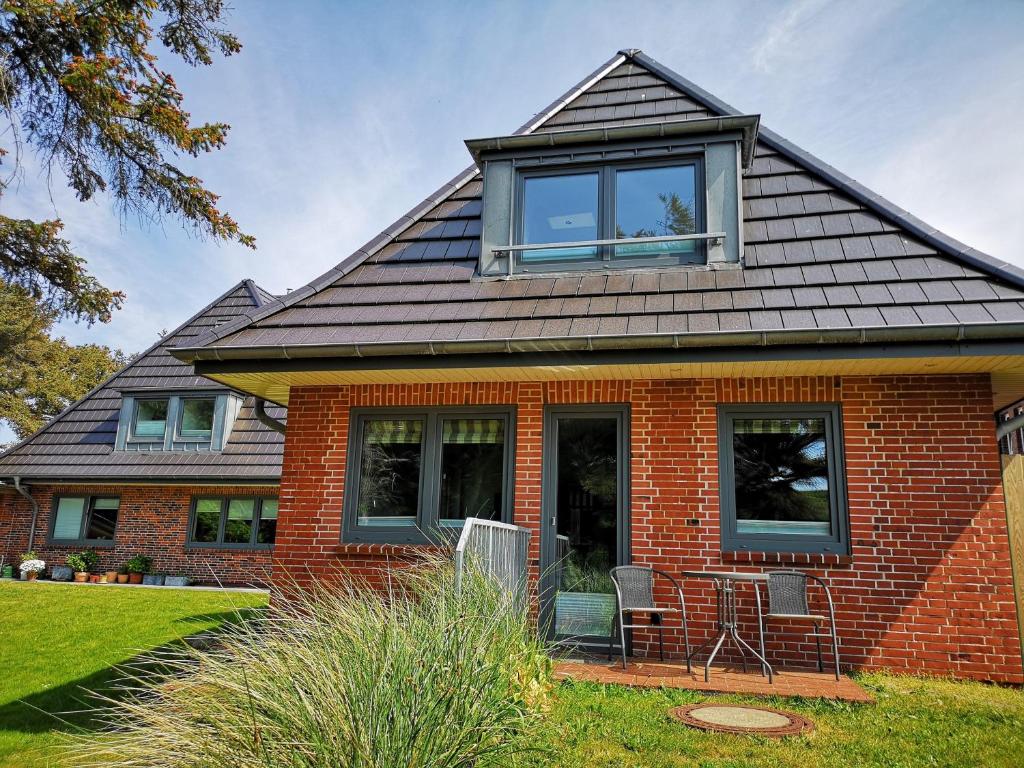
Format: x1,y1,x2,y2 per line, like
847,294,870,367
721,550,853,568
334,542,448,557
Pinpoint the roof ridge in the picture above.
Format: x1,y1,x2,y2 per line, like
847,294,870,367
628,50,1024,291
175,51,631,354
0,278,263,467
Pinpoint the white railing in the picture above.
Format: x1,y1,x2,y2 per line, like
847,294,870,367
454,517,531,599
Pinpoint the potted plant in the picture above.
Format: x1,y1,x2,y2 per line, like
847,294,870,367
125,555,152,584
66,553,89,583
66,550,99,583
19,552,45,581
105,568,119,583
116,566,129,584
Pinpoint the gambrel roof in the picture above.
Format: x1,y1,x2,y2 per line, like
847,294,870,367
173,49,1024,368
0,280,283,483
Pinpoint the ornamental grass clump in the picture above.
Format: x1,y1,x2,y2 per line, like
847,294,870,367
70,553,552,767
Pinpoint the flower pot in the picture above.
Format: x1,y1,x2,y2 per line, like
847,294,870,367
142,574,165,586
50,565,73,582
105,570,118,583
89,574,101,584
73,572,88,583
128,572,143,584
98,574,108,584
1,565,13,579
116,573,129,584
164,575,190,587
25,571,38,581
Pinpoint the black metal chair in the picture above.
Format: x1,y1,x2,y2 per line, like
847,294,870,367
608,566,690,671
761,569,841,680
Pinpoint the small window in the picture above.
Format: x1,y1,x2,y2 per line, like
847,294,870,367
521,172,599,264
192,498,221,543
50,495,120,545
178,397,216,439
515,160,702,273
131,399,168,441
257,499,278,544
718,405,848,554
189,496,277,548
438,417,505,527
345,409,514,543
355,418,424,528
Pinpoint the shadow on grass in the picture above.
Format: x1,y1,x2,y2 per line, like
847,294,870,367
0,607,256,738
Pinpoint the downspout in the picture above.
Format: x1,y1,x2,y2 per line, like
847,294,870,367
13,477,39,552
996,410,1024,442
254,398,286,435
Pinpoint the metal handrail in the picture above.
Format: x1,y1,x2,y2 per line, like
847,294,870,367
492,231,726,255
454,517,531,599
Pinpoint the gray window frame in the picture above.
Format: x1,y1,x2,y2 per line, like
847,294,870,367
343,406,516,544
717,403,849,555
48,494,120,547
513,156,706,274
128,396,170,443
186,495,278,550
175,395,217,441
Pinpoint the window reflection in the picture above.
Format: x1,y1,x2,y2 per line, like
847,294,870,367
732,418,831,536
439,418,505,526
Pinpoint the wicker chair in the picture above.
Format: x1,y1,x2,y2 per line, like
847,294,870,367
608,566,690,671
762,570,841,680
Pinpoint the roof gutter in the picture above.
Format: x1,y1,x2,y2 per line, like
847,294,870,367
171,321,1024,365
12,477,39,552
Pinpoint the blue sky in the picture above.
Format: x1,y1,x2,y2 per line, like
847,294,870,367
9,0,1024,357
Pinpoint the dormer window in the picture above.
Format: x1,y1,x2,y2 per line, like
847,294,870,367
116,391,242,452
517,160,702,272
469,114,759,278
178,397,216,440
130,398,169,442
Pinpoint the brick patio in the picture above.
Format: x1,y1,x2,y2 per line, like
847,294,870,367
554,658,874,703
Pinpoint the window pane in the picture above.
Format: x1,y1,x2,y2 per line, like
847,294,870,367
258,499,278,544
85,498,119,540
521,173,599,263
732,417,831,536
192,498,221,543
439,419,505,526
53,497,85,540
225,499,256,544
356,418,423,527
180,398,215,438
134,399,168,439
614,165,699,261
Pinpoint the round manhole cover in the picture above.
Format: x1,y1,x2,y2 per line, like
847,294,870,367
670,704,813,737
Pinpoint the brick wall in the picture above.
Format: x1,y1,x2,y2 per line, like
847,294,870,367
0,483,277,585
274,375,1023,683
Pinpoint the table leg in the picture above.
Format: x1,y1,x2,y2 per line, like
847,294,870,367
754,581,768,677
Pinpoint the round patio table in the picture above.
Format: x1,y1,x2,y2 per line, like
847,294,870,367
681,570,774,684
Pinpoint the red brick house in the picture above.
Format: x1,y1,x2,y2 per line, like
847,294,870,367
0,281,284,584
8,47,1024,682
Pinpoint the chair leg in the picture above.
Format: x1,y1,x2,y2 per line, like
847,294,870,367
830,619,841,681
607,612,615,662
619,611,628,670
815,630,824,672
659,624,665,661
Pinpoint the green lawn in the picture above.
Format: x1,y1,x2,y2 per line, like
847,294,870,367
0,580,268,766
3,581,1024,767
511,677,1024,768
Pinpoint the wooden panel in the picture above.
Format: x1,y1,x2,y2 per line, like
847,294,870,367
1002,454,1024,664
205,354,1024,406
